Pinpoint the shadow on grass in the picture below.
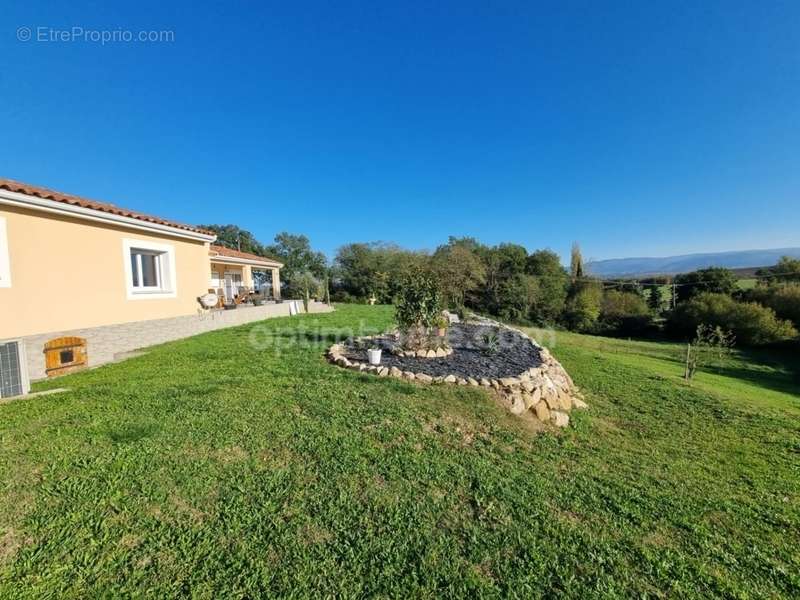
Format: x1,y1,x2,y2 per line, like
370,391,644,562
701,345,800,399
106,423,160,444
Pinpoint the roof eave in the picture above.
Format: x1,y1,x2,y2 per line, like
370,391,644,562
209,255,283,268
0,188,217,243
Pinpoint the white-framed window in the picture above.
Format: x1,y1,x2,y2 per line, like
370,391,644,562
122,238,177,299
0,216,11,288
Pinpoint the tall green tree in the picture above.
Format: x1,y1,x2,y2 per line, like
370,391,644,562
496,274,539,322
525,250,569,324
199,224,267,256
431,241,486,311
757,256,800,284
478,243,528,314
648,285,665,312
674,267,737,303
570,242,585,280
600,290,652,336
564,281,603,332
267,232,326,277
265,232,327,298
334,242,426,303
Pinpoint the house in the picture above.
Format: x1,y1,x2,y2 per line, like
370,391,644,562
0,178,331,398
209,244,282,304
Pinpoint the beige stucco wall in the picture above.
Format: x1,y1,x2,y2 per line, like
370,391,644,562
209,262,251,287
0,205,210,339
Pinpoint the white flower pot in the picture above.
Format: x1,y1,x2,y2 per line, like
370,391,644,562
367,349,382,365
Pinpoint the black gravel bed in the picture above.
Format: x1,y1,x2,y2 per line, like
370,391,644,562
341,323,542,379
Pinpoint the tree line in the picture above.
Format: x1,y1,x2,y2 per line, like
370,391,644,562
202,224,800,347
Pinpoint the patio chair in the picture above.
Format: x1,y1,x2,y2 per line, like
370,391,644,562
208,288,225,309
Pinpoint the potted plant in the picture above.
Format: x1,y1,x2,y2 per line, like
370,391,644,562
435,314,449,337
367,347,382,365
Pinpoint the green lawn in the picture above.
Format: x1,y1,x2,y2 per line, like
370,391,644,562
0,305,798,598
738,278,758,290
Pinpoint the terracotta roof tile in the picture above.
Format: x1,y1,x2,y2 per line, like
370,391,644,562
210,244,283,266
0,177,213,236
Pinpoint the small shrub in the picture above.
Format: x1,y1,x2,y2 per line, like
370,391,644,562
394,269,442,332
747,284,800,330
668,293,797,346
482,331,500,355
684,324,736,381
330,290,357,304
289,270,320,313
599,290,653,336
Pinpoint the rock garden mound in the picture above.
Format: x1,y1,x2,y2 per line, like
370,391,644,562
328,317,586,428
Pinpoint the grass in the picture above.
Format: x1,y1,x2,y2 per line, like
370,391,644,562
0,304,798,598
738,278,758,290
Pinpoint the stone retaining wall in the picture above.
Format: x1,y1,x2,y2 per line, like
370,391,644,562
328,320,586,428
22,301,333,381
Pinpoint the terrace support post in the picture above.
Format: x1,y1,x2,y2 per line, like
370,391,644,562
272,268,281,301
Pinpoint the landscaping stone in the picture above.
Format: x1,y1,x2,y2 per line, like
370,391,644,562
551,411,570,428
329,316,584,428
531,387,542,406
558,392,573,411
534,401,550,423
522,392,537,410
508,393,526,415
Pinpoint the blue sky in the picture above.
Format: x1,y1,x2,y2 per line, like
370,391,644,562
2,1,798,263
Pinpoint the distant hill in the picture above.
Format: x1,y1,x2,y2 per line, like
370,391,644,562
586,248,800,278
